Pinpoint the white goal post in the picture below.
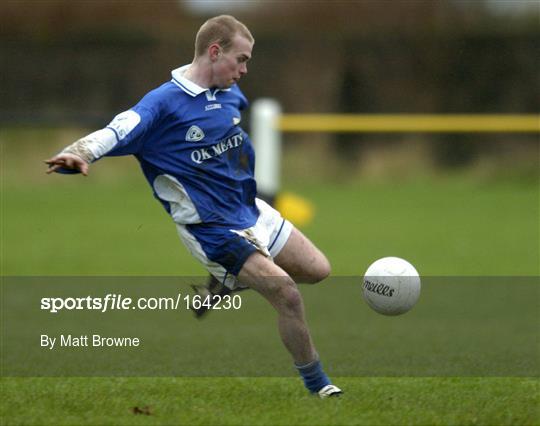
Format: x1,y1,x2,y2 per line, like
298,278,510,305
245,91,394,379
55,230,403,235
251,98,282,199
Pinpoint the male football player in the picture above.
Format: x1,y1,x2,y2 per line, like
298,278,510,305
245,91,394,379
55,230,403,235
45,15,342,398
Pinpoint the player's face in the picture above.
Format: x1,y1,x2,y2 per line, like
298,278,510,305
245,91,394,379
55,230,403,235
213,35,253,88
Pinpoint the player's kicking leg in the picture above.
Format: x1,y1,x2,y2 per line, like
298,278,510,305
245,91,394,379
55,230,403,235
190,227,330,317
238,251,342,398
274,227,331,284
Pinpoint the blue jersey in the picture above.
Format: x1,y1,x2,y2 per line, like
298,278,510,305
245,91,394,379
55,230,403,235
93,66,259,228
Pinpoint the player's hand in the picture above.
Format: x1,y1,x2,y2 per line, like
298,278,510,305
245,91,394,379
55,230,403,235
44,153,89,176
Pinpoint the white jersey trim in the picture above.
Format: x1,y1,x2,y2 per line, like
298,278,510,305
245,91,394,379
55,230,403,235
171,65,206,97
175,224,237,289
171,65,233,98
153,174,202,224
106,110,141,141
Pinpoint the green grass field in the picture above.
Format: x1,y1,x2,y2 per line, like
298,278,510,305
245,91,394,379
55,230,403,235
1,133,539,425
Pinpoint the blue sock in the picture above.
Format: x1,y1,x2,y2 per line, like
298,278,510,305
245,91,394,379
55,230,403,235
295,358,331,393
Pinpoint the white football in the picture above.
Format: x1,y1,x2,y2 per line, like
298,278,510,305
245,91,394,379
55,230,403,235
363,257,421,316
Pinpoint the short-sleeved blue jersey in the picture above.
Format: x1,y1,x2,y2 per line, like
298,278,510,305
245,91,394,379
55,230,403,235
97,66,259,229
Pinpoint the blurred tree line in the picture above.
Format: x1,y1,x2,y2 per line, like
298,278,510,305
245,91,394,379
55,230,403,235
1,0,538,169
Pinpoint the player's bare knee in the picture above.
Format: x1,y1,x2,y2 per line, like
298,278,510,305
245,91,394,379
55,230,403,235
317,256,332,281
270,279,302,315
305,256,331,284
279,286,303,315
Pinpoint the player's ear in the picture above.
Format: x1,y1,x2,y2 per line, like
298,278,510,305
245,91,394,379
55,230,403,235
209,44,221,62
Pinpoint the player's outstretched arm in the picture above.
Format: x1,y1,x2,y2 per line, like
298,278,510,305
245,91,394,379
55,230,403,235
44,153,90,176
43,109,148,177
44,130,105,176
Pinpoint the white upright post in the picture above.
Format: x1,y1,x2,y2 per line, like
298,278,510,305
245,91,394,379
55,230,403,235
251,99,282,199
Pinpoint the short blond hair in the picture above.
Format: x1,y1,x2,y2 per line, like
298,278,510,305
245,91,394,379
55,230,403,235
194,15,253,58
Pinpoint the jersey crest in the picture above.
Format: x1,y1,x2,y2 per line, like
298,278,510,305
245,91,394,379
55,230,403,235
186,125,205,142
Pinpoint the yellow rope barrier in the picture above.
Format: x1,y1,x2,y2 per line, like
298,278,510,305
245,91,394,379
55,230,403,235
278,114,540,133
